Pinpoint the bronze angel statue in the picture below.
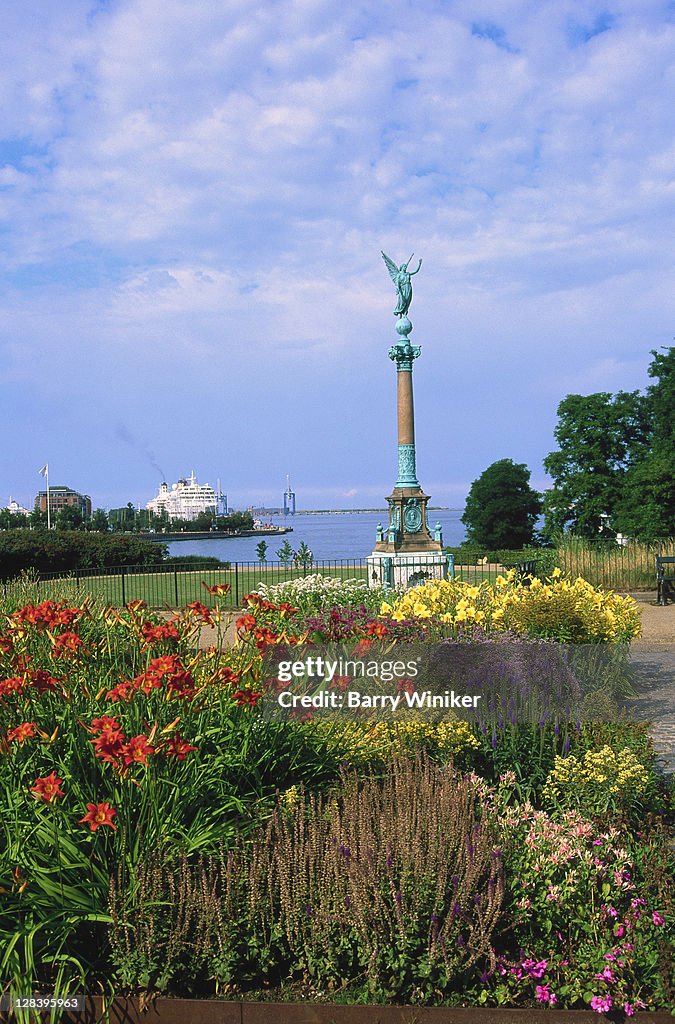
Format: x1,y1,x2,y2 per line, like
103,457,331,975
381,251,423,318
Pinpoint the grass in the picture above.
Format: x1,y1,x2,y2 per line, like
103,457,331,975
14,536,673,610
555,537,675,590
31,562,507,610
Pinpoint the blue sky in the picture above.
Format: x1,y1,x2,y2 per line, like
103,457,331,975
2,0,674,512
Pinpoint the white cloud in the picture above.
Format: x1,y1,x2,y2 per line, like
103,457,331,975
1,0,675,507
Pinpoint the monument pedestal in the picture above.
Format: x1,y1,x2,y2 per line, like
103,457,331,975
367,549,450,590
367,485,450,589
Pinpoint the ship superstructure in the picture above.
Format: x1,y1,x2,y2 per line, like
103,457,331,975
146,472,227,521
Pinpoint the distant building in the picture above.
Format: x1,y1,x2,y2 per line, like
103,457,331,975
146,472,227,522
35,486,92,519
283,475,296,515
5,497,31,517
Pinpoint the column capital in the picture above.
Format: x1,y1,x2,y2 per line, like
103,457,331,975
388,341,421,371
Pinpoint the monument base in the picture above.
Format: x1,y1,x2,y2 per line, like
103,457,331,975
366,550,452,591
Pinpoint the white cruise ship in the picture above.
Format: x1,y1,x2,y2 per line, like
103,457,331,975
146,472,228,522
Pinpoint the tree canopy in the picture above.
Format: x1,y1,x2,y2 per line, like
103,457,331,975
543,348,674,541
461,459,542,549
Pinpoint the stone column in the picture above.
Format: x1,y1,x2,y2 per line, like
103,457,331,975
371,316,442,556
393,334,420,488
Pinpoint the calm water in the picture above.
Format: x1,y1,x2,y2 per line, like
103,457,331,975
166,510,466,562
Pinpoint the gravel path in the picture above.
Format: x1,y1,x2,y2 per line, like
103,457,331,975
626,593,675,774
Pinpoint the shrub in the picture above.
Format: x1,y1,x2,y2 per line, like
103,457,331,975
543,746,650,819
493,798,674,1011
254,574,381,613
382,573,641,644
109,757,505,1001
0,529,166,579
314,720,480,770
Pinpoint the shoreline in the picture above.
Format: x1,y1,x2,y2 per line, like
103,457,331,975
138,527,293,542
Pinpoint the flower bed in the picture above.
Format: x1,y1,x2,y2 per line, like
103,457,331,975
0,574,672,1017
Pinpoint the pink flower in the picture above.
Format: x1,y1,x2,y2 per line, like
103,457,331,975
614,924,626,938
652,911,665,926
535,985,557,1006
623,1004,635,1017
522,958,547,979
590,994,613,1013
594,967,615,982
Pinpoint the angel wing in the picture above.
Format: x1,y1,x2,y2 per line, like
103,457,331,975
381,251,400,283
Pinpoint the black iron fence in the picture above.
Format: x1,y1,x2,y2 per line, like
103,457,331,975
25,542,674,610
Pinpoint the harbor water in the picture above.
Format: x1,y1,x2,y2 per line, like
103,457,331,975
165,509,466,562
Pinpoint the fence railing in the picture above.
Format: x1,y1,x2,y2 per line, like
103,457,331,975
22,543,675,609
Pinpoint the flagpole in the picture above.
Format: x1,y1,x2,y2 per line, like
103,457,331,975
46,465,50,530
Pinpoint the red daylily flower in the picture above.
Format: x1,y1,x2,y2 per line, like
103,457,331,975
141,622,180,645
92,731,126,764
0,676,24,698
236,614,257,632
231,688,262,707
351,639,373,656
27,669,59,693
396,678,417,697
365,620,389,638
51,605,81,627
52,632,83,658
148,654,183,678
7,722,36,744
186,601,212,623
329,675,352,692
276,602,299,618
89,715,122,734
165,671,196,701
254,627,279,649
165,734,198,760
79,801,117,831
106,680,138,703
218,666,241,687
14,600,81,630
133,670,164,696
121,734,155,766
30,772,65,804
202,581,231,596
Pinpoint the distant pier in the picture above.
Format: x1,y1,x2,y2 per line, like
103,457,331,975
138,527,293,542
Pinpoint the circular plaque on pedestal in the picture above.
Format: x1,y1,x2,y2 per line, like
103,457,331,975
403,500,422,533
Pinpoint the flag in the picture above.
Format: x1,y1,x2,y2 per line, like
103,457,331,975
39,464,48,476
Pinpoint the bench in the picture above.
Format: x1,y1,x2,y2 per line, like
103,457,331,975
656,555,675,606
502,560,539,585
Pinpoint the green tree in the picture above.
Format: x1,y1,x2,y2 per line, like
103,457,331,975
645,346,675,453
461,459,542,549
543,391,650,539
613,452,675,542
613,348,675,540
0,509,28,530
55,505,84,531
256,540,268,563
216,511,254,533
294,541,314,569
276,539,295,565
88,509,110,533
29,507,47,530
